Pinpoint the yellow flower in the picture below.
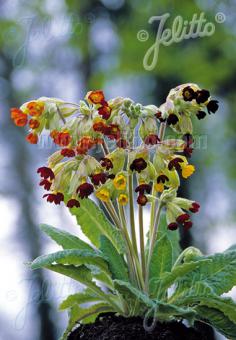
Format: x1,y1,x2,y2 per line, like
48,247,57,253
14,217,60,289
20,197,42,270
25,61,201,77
118,194,128,206
113,174,126,190
95,188,110,202
154,183,164,192
181,164,195,179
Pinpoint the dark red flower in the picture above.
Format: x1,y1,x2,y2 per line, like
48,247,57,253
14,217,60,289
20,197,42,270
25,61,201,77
196,111,206,120
130,158,147,173
183,133,194,146
135,184,151,195
90,173,107,186
184,221,193,230
61,148,76,157
176,213,190,224
168,157,184,171
37,167,55,180
100,157,113,170
144,134,160,145
43,192,64,205
103,124,120,140
67,199,80,208
168,222,178,230
39,179,51,190
93,121,106,133
182,86,196,101
167,114,179,126
196,89,210,104
116,139,128,148
137,194,148,206
77,183,94,199
155,111,166,123
98,105,112,120
207,100,219,114
189,202,200,213
157,175,169,183
183,146,193,158
107,174,115,179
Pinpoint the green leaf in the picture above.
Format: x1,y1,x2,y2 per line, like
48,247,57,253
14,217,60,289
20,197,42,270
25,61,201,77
60,303,114,340
87,265,114,290
157,213,180,264
175,251,236,295
195,306,236,340
114,279,154,307
159,259,212,293
100,236,129,281
149,234,173,296
31,249,109,273
70,198,125,254
59,289,101,310
40,223,93,251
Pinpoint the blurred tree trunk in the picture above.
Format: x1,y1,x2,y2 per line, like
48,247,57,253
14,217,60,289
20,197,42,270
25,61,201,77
0,52,57,340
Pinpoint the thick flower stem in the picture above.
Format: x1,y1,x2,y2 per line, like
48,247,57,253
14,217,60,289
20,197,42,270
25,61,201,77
128,173,138,258
138,205,146,281
145,203,163,292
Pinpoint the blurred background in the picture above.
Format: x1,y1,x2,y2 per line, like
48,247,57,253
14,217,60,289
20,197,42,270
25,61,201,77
0,0,236,339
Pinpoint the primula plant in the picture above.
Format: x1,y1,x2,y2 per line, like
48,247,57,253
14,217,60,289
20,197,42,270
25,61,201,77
11,84,236,339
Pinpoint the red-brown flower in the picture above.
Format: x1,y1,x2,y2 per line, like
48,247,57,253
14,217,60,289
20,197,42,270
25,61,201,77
37,167,55,180
67,199,80,208
130,158,147,173
168,157,184,171
39,179,52,190
168,222,178,230
77,136,95,155
100,157,113,170
77,183,94,199
90,173,107,186
61,148,75,157
137,194,148,206
144,134,160,145
135,184,151,195
157,175,169,183
176,213,190,224
189,202,200,213
43,192,64,205
98,105,112,120
103,124,120,140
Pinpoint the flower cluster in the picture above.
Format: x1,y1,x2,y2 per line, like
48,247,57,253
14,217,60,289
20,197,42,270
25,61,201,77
11,84,218,231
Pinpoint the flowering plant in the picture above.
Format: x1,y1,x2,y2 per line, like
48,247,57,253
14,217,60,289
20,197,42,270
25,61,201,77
12,84,236,339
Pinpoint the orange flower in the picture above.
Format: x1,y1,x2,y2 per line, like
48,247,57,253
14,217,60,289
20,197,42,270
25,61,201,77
26,133,38,144
29,119,40,129
13,113,28,127
27,101,44,116
53,131,72,147
77,136,95,155
10,108,24,119
87,90,105,104
93,120,106,132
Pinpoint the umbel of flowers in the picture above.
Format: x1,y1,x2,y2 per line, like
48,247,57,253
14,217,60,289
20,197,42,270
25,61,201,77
12,85,236,340
11,84,216,232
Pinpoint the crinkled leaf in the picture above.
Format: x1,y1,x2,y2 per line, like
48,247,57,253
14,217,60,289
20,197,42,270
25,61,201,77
149,234,173,296
195,306,236,340
59,289,100,310
31,249,109,273
60,303,113,340
100,236,129,281
70,198,125,254
40,223,93,251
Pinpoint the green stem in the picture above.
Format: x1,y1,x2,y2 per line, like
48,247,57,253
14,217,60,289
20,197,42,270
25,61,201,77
118,202,145,290
138,205,146,281
145,202,163,292
128,172,138,257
